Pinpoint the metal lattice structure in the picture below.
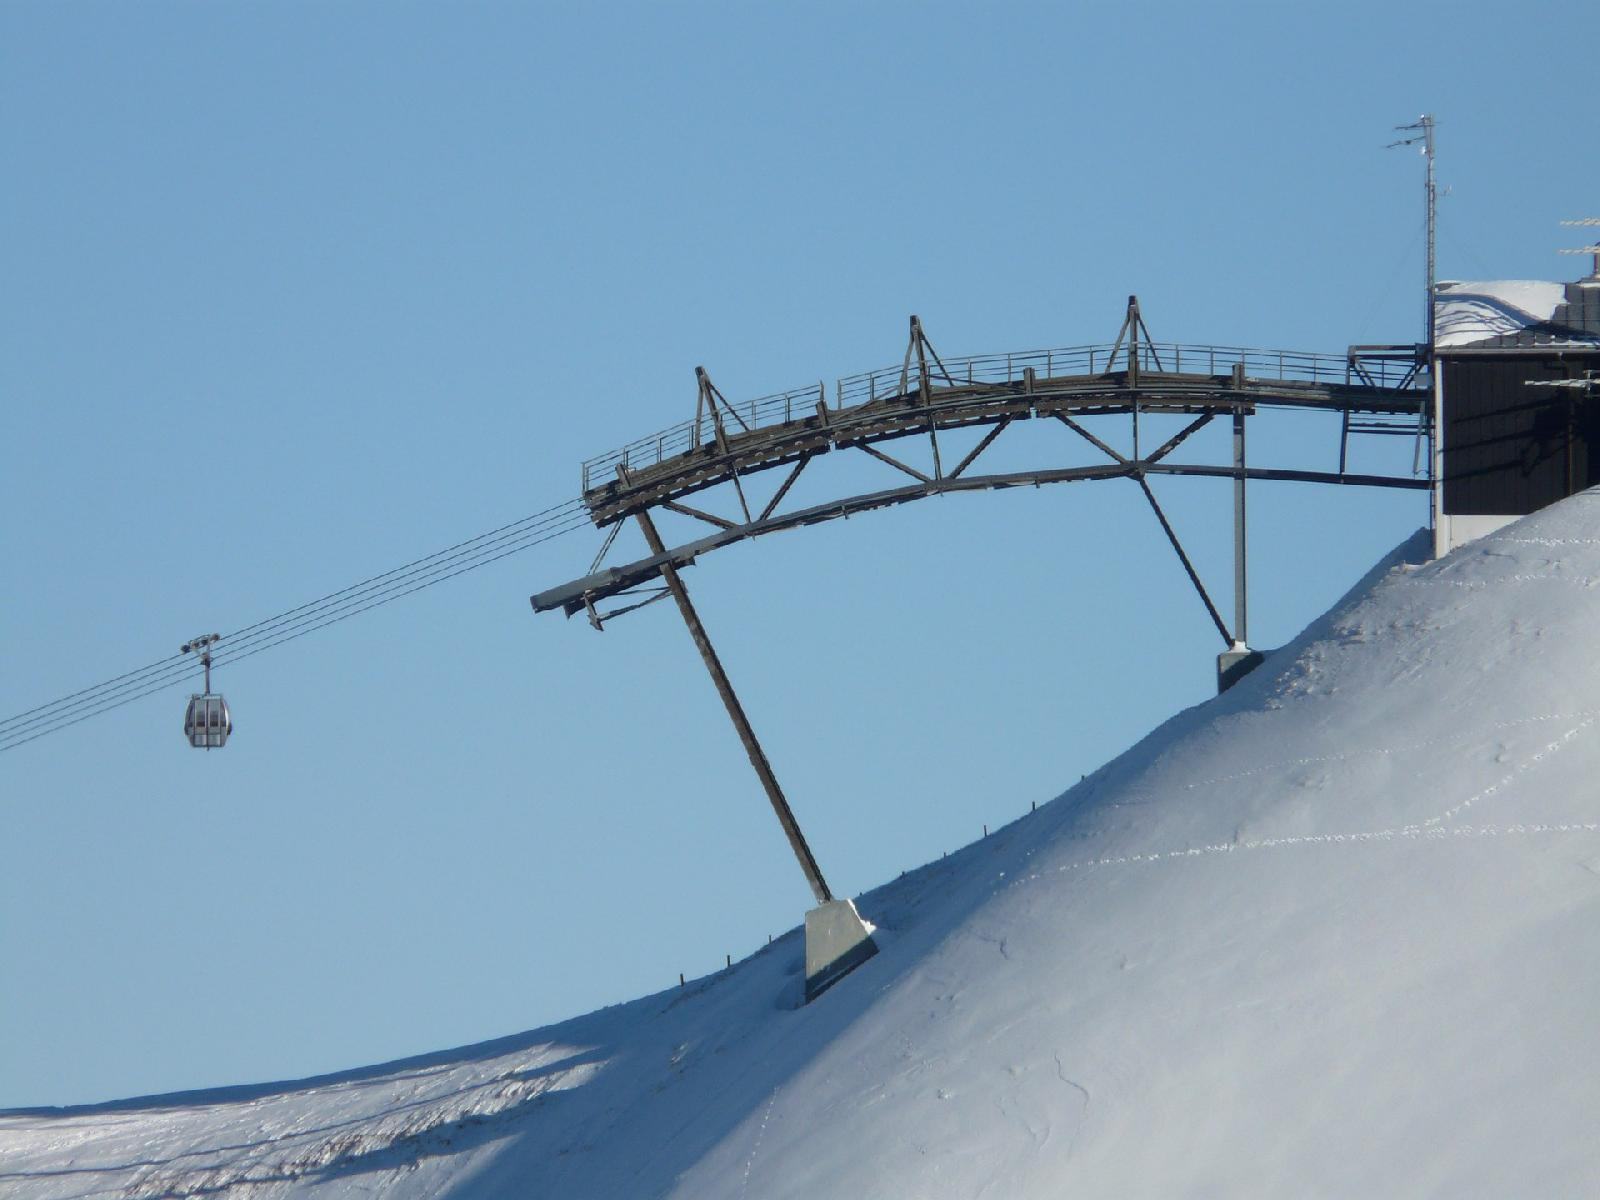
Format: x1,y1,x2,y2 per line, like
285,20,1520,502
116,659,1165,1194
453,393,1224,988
538,297,1428,631
529,296,1432,995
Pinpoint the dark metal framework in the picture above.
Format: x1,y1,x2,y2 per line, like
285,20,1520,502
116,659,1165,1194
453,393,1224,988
539,297,1428,632
531,296,1431,911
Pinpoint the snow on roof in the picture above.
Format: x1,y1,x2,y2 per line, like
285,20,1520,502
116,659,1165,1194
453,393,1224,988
1433,279,1569,347
1434,278,1600,349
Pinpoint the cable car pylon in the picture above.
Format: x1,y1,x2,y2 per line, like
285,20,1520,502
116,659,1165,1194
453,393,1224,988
181,633,232,750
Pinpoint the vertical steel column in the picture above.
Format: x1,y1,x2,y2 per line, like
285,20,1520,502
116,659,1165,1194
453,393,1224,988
1233,409,1248,644
1128,296,1141,460
633,507,834,907
1422,116,1436,350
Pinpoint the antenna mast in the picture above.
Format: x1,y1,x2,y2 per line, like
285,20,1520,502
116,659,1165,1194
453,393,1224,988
1560,217,1600,280
1389,114,1437,348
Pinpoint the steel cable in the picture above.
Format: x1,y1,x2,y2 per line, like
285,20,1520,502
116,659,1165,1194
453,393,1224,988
1,506,592,743
0,500,594,752
0,509,594,751
0,496,589,736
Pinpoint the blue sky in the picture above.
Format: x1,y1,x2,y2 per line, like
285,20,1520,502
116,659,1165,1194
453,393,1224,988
2,0,1594,1108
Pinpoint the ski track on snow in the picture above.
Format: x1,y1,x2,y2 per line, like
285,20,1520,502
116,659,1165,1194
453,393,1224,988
1022,708,1599,884
737,1087,780,1200
1176,709,1600,794
1400,574,1600,591
1013,820,1600,887
1422,716,1597,826
1495,536,1600,547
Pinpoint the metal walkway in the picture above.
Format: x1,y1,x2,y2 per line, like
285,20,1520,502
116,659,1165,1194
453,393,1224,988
540,298,1428,620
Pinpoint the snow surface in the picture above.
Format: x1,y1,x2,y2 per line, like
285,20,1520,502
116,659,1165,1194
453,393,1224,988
1433,279,1569,347
7,493,1600,1197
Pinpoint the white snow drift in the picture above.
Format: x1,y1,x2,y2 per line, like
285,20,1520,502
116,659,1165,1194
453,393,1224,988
6,492,1600,1198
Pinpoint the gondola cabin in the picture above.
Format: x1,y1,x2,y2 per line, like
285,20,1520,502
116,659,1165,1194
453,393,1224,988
180,632,231,749
184,693,232,749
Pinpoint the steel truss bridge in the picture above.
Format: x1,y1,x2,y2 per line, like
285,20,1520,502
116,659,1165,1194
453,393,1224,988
531,296,1431,930
538,297,1427,635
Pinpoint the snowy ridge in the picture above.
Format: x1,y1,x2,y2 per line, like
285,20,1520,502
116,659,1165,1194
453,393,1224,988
7,494,1600,1197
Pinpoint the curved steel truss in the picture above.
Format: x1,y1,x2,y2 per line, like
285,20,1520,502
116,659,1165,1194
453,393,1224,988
536,297,1428,625
529,295,1431,950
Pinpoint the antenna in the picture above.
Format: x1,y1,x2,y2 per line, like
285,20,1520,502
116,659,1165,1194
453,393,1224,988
1388,114,1437,348
1560,218,1600,279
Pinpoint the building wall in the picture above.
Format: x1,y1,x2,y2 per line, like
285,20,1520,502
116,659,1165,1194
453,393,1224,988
1439,354,1600,516
1433,350,1599,556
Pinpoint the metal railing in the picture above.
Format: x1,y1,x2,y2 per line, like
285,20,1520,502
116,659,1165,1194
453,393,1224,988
580,341,1423,492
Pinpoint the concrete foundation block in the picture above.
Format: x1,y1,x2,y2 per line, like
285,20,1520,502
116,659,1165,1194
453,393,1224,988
804,899,878,1002
1217,643,1266,693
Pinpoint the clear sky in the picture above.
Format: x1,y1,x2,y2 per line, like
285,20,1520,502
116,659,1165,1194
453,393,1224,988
1,0,1593,1109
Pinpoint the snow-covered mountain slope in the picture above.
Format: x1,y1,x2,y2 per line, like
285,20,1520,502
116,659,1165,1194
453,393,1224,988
7,493,1600,1199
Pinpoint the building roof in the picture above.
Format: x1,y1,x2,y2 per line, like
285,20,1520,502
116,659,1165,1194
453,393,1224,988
1434,278,1600,351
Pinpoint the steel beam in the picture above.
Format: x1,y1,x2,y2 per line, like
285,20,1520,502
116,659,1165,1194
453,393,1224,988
758,454,810,522
1054,413,1129,464
533,461,1428,619
1135,476,1233,648
1233,410,1247,644
947,418,1012,480
582,373,1424,525
854,441,933,483
1147,412,1215,465
662,499,737,530
632,507,834,908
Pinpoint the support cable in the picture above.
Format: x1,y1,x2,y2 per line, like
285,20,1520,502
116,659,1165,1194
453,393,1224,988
0,499,592,752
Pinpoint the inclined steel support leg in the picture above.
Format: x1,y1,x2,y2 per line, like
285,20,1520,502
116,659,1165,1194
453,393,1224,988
1136,477,1233,648
633,507,834,907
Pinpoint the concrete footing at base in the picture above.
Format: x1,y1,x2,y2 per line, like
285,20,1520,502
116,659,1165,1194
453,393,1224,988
1217,642,1266,693
804,899,878,1002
